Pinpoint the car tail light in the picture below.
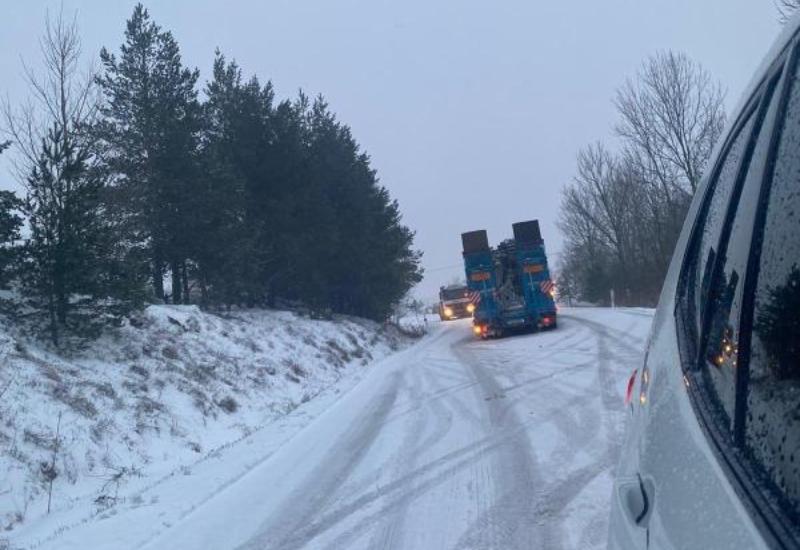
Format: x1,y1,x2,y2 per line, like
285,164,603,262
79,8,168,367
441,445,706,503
625,369,638,406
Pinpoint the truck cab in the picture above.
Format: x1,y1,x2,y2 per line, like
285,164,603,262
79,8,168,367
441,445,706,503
438,284,474,321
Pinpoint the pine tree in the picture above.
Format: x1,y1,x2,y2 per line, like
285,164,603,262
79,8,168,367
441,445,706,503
282,95,338,313
3,6,422,336
0,142,23,290
2,10,143,344
95,4,201,304
280,95,423,319
22,125,110,344
262,95,314,307
197,53,274,306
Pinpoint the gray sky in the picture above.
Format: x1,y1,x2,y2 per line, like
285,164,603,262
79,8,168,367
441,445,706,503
0,1,782,301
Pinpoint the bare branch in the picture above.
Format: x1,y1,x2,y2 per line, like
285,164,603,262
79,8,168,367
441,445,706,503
776,0,800,23
0,7,98,185
614,51,725,195
559,51,723,306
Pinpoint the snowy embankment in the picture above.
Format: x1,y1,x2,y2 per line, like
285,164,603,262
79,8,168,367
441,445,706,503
0,305,417,548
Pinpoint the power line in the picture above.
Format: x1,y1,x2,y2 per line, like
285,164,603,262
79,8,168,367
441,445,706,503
424,263,463,273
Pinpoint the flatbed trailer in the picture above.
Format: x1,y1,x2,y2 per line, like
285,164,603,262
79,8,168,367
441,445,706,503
462,220,557,338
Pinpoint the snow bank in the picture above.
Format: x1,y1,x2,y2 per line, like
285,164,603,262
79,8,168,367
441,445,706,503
0,305,410,545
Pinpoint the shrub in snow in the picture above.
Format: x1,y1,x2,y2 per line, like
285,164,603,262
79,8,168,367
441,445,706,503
217,396,238,414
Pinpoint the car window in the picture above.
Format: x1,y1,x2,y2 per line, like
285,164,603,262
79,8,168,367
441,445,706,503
682,111,757,351
702,75,782,435
746,53,800,517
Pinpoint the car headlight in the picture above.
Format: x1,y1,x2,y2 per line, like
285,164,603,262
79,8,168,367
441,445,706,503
466,303,476,313
444,307,454,317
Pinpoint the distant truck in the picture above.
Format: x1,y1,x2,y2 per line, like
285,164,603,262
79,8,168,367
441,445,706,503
461,220,557,337
438,284,474,321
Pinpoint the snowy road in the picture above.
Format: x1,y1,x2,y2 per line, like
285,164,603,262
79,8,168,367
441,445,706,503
140,308,651,550
18,308,651,550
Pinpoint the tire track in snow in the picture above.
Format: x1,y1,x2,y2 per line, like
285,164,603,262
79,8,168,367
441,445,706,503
561,313,647,354
368,351,466,549
451,342,560,550
234,372,402,550
562,312,649,548
450,312,646,550
252,313,646,550
303,415,543,549
367,369,424,550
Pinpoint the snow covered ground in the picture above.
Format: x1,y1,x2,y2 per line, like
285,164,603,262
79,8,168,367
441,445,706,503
0,305,412,549
4,307,652,550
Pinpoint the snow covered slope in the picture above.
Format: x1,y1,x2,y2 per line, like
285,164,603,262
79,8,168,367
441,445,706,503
0,305,414,547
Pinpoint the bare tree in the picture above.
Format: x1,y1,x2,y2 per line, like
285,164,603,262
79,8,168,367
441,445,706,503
2,9,98,181
776,0,800,23
615,51,723,285
559,51,725,306
559,144,656,304
614,50,725,196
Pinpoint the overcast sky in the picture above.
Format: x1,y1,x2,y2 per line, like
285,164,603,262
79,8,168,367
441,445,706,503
0,1,782,301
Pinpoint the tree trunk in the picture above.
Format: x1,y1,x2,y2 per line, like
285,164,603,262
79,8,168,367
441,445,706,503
152,250,165,302
198,265,209,306
48,287,59,347
181,260,189,304
53,260,68,325
171,260,182,305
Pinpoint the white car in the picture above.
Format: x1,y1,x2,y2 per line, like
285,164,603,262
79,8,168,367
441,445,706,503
609,16,800,550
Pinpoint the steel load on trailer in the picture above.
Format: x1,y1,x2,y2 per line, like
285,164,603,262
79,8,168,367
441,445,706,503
461,220,557,338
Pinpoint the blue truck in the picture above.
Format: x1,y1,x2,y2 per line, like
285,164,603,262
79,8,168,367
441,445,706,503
461,220,557,338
